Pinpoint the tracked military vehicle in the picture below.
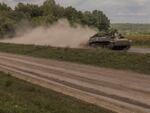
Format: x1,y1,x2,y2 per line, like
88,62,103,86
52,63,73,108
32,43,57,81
88,31,131,50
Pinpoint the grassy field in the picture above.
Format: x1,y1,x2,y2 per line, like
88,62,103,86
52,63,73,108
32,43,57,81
127,35,150,48
0,71,116,113
111,23,150,47
0,43,149,75
111,23,150,35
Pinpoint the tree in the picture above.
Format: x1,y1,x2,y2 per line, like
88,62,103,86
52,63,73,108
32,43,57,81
41,0,56,16
92,10,110,31
15,3,32,20
0,17,15,38
15,3,43,19
0,3,11,11
53,4,65,19
0,0,110,38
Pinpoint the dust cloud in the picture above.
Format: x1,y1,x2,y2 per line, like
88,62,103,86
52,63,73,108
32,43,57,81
0,19,97,48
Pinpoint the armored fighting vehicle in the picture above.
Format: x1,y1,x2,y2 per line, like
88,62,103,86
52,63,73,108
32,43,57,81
88,31,131,50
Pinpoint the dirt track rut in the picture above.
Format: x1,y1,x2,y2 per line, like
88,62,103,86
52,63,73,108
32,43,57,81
129,47,150,54
0,52,150,113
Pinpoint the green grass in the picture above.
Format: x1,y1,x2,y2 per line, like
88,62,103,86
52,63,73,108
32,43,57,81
111,23,150,35
0,43,150,74
0,71,116,113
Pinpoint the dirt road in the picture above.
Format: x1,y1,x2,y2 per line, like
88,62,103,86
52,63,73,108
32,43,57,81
0,52,149,113
129,47,150,54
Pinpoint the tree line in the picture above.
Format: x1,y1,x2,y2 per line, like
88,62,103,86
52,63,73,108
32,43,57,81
0,0,110,38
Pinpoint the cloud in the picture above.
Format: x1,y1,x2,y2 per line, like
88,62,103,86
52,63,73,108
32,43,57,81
0,0,16,7
0,0,150,23
55,0,150,23
0,0,45,7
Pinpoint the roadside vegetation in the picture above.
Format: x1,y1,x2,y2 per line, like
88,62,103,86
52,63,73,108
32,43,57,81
0,71,116,113
0,43,149,74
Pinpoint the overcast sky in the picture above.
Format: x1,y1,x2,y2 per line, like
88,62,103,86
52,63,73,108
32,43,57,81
0,0,150,23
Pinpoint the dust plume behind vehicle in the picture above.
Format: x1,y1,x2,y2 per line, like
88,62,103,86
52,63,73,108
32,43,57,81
0,19,97,48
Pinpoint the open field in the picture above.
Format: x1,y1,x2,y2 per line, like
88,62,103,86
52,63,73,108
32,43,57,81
111,24,150,35
0,43,149,74
127,35,150,48
112,23,150,47
0,71,116,113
